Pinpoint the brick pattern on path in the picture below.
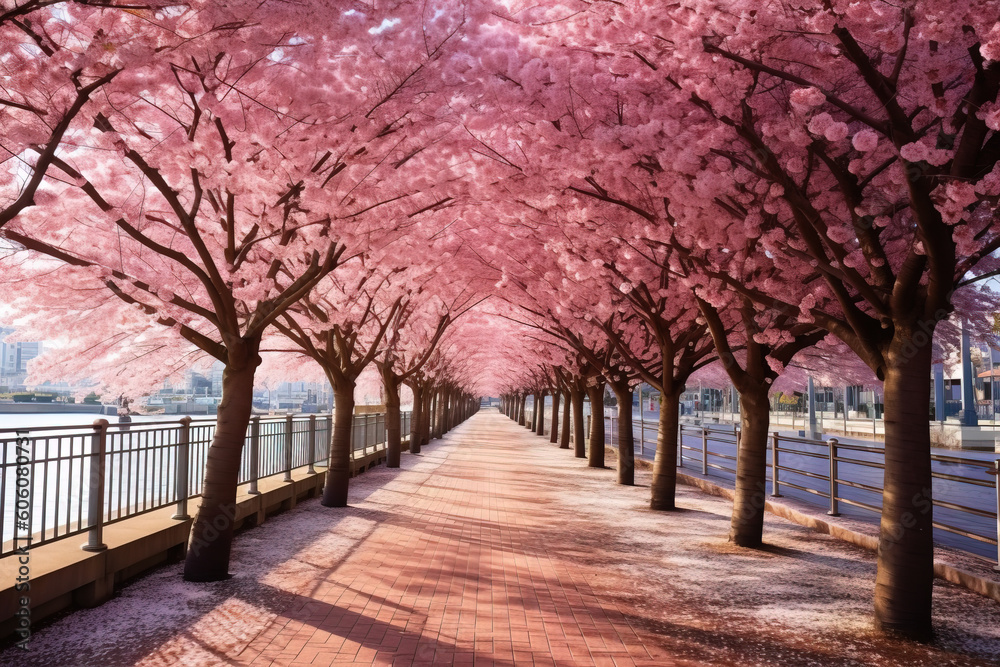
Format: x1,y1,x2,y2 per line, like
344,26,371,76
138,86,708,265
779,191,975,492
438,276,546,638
8,409,1000,667
236,411,683,667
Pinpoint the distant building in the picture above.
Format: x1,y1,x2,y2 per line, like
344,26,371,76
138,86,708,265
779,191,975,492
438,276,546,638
0,326,43,389
210,361,224,395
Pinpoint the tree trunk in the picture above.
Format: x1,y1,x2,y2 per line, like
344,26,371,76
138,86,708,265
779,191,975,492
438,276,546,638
586,384,605,468
875,334,934,640
322,382,355,507
611,383,634,485
559,391,571,449
410,384,425,454
183,349,259,582
421,388,433,445
571,387,586,458
550,391,561,443
384,375,402,468
536,391,547,435
729,384,770,547
450,390,458,429
434,389,445,438
427,389,435,439
529,393,538,431
442,389,452,432
651,389,681,510
518,394,527,426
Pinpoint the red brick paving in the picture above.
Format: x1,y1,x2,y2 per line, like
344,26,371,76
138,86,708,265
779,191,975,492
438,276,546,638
235,411,687,666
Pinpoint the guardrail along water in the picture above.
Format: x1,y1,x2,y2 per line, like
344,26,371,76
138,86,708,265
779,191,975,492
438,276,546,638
0,411,411,557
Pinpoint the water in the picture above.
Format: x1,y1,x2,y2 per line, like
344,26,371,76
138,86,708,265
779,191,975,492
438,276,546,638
0,412,209,554
0,410,371,556
0,411,201,432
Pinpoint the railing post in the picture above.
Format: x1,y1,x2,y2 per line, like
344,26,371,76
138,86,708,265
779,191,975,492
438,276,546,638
771,432,782,497
82,419,109,552
994,459,1000,572
327,414,333,461
349,415,356,461
640,405,645,457
172,417,192,520
308,415,317,475
677,424,683,468
701,427,708,476
827,438,840,516
363,414,370,455
249,415,261,495
734,424,741,473
284,414,293,482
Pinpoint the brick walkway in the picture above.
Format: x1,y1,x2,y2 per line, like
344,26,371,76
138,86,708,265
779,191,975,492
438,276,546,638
237,411,680,667
10,410,1000,666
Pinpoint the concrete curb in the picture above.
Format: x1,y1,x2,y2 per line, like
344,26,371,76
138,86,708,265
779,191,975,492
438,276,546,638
677,471,1000,605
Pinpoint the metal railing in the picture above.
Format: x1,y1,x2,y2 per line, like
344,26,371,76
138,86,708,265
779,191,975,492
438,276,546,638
536,407,1000,567
0,411,411,557
518,405,1000,568
671,421,999,569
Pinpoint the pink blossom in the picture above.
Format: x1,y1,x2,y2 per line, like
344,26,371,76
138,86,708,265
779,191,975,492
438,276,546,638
790,86,825,111
900,141,929,162
900,141,951,166
931,181,978,224
980,103,1000,131
852,129,879,152
824,121,849,142
981,24,1000,62
807,112,834,137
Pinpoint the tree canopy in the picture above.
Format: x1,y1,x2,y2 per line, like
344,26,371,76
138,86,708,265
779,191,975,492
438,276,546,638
2,0,999,638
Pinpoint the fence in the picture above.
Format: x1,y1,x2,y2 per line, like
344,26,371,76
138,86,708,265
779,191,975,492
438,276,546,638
671,421,999,568
520,404,1000,568
0,411,411,557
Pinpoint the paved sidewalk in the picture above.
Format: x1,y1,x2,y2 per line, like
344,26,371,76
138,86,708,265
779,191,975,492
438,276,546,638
5,409,1000,666
234,413,679,667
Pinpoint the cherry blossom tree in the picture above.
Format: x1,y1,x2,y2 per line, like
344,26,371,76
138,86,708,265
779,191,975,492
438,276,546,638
272,268,406,507
377,307,452,466
645,1,1000,637
2,0,476,581
376,284,486,466
0,1,184,226
473,0,1000,638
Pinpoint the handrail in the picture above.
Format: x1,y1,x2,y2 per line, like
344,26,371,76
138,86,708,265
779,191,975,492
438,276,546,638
0,410,411,557
598,416,1000,569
